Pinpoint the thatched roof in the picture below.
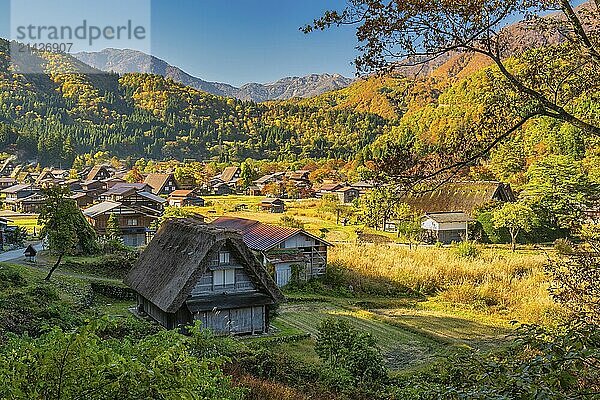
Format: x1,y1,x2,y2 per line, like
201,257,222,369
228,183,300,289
86,165,111,181
400,181,514,215
125,218,283,314
144,173,176,194
220,166,240,183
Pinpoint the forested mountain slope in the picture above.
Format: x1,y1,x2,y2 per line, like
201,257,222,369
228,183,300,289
0,39,384,166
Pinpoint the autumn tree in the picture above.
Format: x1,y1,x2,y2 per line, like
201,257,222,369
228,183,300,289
493,202,537,251
306,1,600,183
39,186,98,280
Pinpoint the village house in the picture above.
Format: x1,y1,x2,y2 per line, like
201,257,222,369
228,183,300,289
260,198,285,213
80,180,107,199
351,181,375,195
86,165,113,182
386,181,515,239
1,184,40,212
421,212,472,244
0,177,17,189
70,192,95,208
285,170,312,190
102,177,127,189
99,185,167,216
13,193,46,214
315,183,345,198
125,219,283,333
83,201,158,247
15,171,35,184
167,190,205,207
0,156,17,177
246,186,262,197
65,179,83,192
253,172,286,190
218,166,242,185
212,217,332,287
400,181,515,214
212,182,234,196
335,186,360,204
144,173,179,196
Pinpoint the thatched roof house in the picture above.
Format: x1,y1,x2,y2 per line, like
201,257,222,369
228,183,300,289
125,218,283,333
144,173,179,196
400,181,514,215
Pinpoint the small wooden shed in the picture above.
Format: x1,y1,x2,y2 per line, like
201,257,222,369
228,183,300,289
422,212,472,244
125,219,283,334
24,244,37,262
260,198,285,213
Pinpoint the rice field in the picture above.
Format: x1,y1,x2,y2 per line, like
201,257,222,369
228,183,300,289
273,298,511,370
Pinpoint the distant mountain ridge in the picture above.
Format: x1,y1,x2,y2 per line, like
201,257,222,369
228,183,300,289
74,48,353,102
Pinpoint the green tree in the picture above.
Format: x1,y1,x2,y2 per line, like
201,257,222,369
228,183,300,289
520,155,596,237
307,1,600,184
361,186,399,230
394,203,422,249
240,159,258,187
316,318,387,392
493,202,537,251
105,213,121,241
39,186,98,281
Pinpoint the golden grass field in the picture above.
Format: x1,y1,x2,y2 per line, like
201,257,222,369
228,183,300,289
328,244,559,326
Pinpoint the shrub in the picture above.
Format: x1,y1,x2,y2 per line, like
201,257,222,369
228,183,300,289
0,266,27,289
452,241,481,259
0,322,246,400
316,318,388,395
553,238,574,255
280,215,305,229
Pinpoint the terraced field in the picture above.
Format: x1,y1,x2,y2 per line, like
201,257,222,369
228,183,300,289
274,300,509,370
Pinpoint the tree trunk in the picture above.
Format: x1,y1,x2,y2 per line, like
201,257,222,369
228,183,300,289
510,228,519,252
45,253,63,281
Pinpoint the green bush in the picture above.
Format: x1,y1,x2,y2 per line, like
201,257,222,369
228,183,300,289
452,241,481,259
0,266,27,289
553,238,574,255
63,253,138,279
316,318,388,396
0,321,246,400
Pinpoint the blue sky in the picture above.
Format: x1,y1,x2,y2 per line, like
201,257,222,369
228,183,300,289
0,0,359,86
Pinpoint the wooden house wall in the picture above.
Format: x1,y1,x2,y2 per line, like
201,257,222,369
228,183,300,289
282,233,328,277
191,245,257,295
194,306,266,335
138,295,192,330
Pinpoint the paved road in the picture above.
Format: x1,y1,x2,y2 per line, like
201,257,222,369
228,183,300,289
0,243,43,262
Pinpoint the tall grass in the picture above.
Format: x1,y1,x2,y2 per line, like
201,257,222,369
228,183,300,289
328,244,560,325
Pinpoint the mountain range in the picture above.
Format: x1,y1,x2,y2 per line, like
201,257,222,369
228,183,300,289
74,48,353,102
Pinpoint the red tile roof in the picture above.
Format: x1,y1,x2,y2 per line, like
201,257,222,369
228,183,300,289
212,217,300,251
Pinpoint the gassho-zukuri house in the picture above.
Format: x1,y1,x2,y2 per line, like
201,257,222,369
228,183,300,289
125,218,283,334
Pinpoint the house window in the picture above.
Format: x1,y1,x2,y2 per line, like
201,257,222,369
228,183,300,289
126,218,138,226
213,269,235,286
219,251,230,265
